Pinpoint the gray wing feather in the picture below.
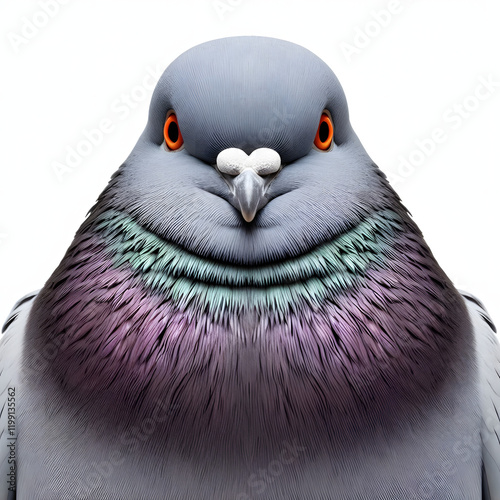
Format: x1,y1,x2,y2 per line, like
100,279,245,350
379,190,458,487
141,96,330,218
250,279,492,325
461,291,500,500
0,292,38,500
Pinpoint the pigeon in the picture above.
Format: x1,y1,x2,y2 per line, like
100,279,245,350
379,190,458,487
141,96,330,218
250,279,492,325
1,36,499,500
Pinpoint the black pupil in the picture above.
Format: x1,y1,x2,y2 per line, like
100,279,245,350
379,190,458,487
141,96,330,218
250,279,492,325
168,121,179,143
319,121,330,143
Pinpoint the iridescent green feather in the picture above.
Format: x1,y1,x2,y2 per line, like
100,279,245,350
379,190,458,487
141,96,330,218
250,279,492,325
94,210,402,315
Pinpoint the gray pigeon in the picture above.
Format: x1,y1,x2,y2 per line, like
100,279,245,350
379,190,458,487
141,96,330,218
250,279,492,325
1,36,499,500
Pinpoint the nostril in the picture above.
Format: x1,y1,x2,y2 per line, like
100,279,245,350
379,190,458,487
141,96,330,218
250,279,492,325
248,148,281,176
216,147,281,177
216,148,249,175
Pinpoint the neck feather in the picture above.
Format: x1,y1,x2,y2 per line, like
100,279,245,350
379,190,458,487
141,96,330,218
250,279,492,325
26,208,471,443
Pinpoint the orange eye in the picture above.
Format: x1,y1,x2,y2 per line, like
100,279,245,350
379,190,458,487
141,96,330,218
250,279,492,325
314,113,334,150
164,113,184,150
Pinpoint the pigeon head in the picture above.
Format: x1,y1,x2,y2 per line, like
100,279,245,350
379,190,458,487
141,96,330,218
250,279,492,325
28,37,467,442
96,36,390,265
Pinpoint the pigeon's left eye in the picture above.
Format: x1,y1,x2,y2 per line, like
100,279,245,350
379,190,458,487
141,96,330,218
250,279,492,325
314,112,334,151
164,112,184,150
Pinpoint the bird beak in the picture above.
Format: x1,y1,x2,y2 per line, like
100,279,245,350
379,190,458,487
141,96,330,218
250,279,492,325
216,148,282,222
231,169,267,222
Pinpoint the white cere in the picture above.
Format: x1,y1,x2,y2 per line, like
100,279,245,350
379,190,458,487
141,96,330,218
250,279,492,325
216,148,281,177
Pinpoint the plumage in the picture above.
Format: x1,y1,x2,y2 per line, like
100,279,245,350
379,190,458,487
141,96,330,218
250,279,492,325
1,36,498,499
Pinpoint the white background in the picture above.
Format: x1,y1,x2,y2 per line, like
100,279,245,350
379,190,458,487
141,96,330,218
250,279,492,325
0,0,498,325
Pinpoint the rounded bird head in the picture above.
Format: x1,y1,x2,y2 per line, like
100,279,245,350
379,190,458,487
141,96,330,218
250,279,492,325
98,36,399,265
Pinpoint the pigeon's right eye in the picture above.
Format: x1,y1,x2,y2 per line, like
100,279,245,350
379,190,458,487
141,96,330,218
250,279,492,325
164,112,184,150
